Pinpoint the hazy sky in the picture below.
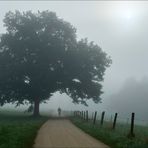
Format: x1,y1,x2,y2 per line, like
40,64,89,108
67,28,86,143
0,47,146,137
0,1,148,113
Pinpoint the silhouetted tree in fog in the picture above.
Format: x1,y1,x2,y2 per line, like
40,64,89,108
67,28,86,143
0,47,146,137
0,11,111,116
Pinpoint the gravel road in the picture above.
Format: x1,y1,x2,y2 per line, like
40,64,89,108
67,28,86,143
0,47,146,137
33,119,110,148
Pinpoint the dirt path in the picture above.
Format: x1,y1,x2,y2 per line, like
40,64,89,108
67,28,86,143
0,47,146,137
33,119,110,148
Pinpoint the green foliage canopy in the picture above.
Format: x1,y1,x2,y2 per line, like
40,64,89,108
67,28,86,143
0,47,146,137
0,10,111,114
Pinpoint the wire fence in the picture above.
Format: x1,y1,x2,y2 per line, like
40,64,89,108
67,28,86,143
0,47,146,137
73,110,148,139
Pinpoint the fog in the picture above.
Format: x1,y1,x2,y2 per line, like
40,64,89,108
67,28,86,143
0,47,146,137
0,1,148,121
108,77,148,121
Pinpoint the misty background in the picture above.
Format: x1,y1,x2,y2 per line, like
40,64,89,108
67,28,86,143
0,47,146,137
0,1,148,123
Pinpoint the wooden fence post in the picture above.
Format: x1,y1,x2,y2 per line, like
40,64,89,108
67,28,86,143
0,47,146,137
92,112,94,121
84,111,86,120
93,111,97,124
112,113,118,130
128,112,135,138
86,110,88,122
100,111,105,126
79,111,81,117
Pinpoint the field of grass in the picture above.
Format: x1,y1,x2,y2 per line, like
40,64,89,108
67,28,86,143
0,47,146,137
71,117,148,148
0,111,48,148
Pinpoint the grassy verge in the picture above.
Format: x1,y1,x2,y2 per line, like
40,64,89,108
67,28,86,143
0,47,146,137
0,112,48,148
71,117,148,148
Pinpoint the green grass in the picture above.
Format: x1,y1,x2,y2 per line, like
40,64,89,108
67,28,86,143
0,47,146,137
71,117,148,148
0,111,48,148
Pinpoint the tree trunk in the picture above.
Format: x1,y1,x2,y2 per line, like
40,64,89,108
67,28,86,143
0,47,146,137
33,98,40,117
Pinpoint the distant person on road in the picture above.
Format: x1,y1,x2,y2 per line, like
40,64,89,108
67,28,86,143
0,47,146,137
58,107,61,117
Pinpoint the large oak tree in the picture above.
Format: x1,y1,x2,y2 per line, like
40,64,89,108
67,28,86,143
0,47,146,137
0,11,111,116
